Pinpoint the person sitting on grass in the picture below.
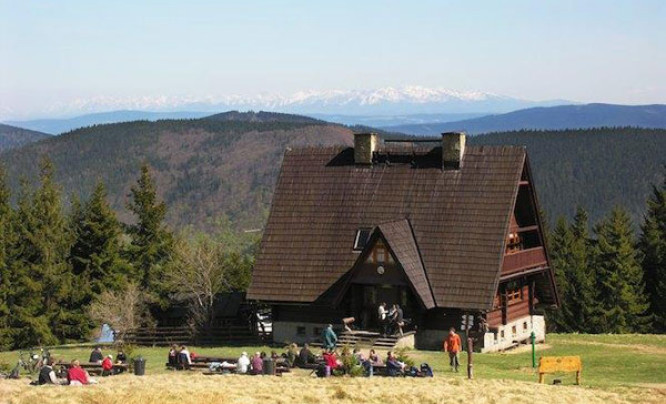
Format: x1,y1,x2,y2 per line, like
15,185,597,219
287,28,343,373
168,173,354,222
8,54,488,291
322,350,340,371
368,349,383,366
37,358,59,385
386,351,405,377
178,345,192,370
67,360,94,385
89,346,103,363
297,343,315,367
168,344,179,367
101,355,113,376
237,352,250,374
251,352,263,375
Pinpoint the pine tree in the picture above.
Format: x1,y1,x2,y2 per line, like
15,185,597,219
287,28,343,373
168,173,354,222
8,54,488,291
71,181,131,297
568,208,597,332
127,163,173,306
639,172,666,332
593,208,651,333
0,166,14,348
548,217,575,332
8,178,59,347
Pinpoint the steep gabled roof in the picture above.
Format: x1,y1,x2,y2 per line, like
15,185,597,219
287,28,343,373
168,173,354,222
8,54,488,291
247,144,527,310
376,220,435,309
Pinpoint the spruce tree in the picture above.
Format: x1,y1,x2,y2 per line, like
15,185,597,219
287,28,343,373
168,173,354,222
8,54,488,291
548,217,575,332
0,166,13,348
593,208,651,333
71,181,131,297
639,172,666,332
127,163,173,306
8,178,59,346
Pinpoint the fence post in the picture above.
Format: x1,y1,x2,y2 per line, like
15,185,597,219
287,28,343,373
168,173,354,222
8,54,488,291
531,331,536,368
467,337,473,380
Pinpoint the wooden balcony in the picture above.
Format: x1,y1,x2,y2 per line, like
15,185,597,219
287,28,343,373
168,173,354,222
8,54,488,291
502,247,547,277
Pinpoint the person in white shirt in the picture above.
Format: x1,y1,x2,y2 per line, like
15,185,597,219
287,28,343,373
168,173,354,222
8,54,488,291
378,302,388,335
237,352,250,374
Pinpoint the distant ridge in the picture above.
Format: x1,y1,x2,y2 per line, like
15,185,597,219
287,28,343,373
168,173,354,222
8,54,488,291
204,110,325,124
0,123,51,152
385,103,666,135
5,110,212,135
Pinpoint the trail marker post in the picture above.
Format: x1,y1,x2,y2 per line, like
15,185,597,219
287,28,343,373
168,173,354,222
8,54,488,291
531,331,536,368
467,337,473,380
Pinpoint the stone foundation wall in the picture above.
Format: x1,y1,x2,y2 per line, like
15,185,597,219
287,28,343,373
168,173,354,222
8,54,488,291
481,315,545,353
273,321,336,345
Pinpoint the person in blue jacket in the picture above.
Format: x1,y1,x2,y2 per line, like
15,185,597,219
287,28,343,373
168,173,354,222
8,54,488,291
321,324,338,351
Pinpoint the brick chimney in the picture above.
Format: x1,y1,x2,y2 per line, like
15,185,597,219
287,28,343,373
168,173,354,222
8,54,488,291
442,132,466,169
354,133,379,165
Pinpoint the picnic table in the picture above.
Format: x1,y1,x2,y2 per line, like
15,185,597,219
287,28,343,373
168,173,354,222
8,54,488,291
55,361,129,375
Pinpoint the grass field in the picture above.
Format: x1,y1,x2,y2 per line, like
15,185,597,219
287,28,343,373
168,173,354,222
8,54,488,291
0,334,664,404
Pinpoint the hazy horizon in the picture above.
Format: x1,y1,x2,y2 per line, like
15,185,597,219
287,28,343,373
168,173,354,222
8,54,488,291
2,1,665,119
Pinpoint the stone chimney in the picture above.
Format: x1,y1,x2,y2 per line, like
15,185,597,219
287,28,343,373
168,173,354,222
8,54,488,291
442,132,466,169
354,133,379,165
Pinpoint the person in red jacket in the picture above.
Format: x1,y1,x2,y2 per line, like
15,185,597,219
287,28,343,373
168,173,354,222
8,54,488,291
101,355,114,376
67,360,90,385
443,327,462,372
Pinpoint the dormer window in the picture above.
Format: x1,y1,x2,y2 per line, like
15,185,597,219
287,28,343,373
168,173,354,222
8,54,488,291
353,228,371,251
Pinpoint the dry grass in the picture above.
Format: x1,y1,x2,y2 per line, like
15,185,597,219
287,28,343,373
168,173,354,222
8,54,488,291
1,373,664,404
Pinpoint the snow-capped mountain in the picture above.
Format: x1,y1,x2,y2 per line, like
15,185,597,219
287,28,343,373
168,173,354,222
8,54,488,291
8,86,569,120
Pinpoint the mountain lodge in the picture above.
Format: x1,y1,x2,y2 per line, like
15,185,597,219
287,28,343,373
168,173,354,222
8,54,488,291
247,132,558,351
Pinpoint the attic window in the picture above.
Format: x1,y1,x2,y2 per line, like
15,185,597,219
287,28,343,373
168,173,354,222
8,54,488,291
353,228,371,251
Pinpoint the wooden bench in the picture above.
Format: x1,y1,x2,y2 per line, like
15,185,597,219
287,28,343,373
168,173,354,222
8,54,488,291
55,361,129,375
538,356,582,384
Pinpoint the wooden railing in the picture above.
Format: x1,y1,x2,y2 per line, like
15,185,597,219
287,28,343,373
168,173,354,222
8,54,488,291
502,247,547,276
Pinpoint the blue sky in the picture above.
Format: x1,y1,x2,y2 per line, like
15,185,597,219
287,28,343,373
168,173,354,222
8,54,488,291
1,0,665,118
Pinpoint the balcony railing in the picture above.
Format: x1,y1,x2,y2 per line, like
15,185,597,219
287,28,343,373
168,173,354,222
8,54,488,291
502,246,547,276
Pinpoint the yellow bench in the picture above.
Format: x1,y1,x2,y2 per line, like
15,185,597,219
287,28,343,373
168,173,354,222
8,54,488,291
538,356,582,384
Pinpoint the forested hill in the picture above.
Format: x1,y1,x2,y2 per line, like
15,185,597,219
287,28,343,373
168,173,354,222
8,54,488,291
469,127,666,225
0,123,51,151
204,110,325,124
1,118,664,231
387,104,666,135
0,117,352,230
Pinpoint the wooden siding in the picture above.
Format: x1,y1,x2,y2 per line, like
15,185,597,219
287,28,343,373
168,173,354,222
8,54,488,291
502,247,547,276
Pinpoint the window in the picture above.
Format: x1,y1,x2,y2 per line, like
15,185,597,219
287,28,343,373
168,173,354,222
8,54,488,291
376,246,386,263
523,322,528,331
296,326,306,336
353,229,372,251
512,325,517,335
313,327,322,337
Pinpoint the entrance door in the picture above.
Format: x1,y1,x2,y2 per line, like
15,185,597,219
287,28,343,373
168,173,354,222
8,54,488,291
355,284,404,330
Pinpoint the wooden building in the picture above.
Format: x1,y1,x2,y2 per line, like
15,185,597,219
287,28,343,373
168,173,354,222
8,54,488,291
247,132,558,351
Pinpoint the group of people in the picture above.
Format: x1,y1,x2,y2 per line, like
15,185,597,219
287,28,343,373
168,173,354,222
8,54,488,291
168,345,194,369
35,346,128,386
234,351,269,374
89,346,128,376
377,302,405,336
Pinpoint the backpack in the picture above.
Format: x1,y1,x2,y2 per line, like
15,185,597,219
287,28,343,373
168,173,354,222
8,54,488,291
315,363,327,378
420,363,434,377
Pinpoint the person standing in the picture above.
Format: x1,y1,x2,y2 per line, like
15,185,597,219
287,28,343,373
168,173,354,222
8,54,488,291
443,327,462,372
321,324,337,351
377,302,387,335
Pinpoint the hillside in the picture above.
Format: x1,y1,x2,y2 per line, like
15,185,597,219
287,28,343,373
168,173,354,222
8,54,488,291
0,123,51,152
1,117,664,231
469,127,666,225
0,116,352,230
387,103,666,135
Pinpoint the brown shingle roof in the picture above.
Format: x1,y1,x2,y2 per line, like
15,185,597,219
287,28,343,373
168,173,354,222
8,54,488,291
247,144,526,310
376,220,435,309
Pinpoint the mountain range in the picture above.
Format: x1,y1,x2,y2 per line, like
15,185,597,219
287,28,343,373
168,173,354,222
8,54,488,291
386,103,666,135
2,86,568,123
1,112,664,233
